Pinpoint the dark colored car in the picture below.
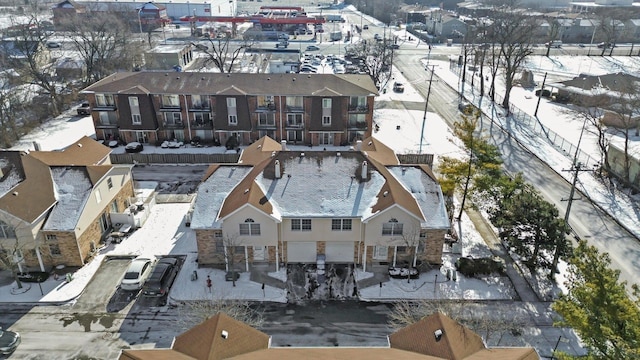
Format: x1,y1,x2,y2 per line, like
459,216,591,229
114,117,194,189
125,142,144,153
363,25,369,30
142,257,179,297
535,88,551,97
0,327,20,355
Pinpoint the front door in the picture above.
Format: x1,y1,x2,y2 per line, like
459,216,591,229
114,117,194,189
253,246,266,261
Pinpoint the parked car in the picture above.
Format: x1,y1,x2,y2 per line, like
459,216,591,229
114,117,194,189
120,257,155,291
76,102,90,115
0,328,20,355
125,142,144,153
363,25,369,30
535,88,551,97
393,82,404,93
46,41,61,49
374,33,380,40
142,257,179,298
597,42,614,49
389,44,400,49
306,45,320,51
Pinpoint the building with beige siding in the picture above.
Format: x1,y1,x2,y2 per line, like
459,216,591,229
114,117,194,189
189,136,450,272
0,137,135,271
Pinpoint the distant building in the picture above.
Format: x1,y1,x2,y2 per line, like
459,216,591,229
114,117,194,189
55,57,87,82
144,43,195,70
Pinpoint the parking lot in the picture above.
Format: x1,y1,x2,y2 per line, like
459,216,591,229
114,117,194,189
75,255,186,314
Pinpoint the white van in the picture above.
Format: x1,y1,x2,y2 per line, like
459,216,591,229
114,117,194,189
546,40,562,48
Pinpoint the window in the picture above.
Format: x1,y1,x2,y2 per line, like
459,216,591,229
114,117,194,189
227,98,236,108
233,246,245,253
96,94,114,107
49,244,61,256
319,132,333,145
99,112,110,125
95,190,102,204
373,245,388,260
129,96,141,125
0,220,16,238
162,95,180,107
331,219,352,231
107,178,113,190
239,218,261,236
322,115,331,126
286,96,303,108
291,218,311,231
110,200,118,212
349,96,366,108
192,95,209,109
214,239,224,254
46,234,57,241
287,113,303,126
258,112,275,126
165,112,182,125
193,112,211,124
382,218,403,236
322,98,332,108
229,115,238,125
258,95,274,107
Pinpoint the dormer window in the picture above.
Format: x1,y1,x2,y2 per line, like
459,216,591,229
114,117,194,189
239,218,261,236
382,218,403,236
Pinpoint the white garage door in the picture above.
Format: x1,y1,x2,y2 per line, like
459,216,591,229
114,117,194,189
325,242,354,262
287,242,317,262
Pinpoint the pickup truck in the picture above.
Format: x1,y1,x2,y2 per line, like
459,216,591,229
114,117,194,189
77,102,90,115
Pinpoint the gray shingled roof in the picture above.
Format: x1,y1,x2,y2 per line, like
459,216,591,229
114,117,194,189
82,72,379,97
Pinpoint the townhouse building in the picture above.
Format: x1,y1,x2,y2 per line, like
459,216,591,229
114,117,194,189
0,137,135,270
189,136,451,272
80,72,378,148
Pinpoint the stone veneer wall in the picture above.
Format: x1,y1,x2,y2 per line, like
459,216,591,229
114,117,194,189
196,229,221,266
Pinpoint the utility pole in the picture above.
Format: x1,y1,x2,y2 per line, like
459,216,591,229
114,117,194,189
419,65,436,153
553,119,593,272
534,72,547,118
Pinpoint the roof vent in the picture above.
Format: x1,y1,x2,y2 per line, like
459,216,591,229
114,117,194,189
77,143,83,147
244,189,249,194
221,330,229,339
275,159,281,179
227,74,230,77
271,151,276,157
383,191,389,197
267,77,270,80
12,191,18,196
300,152,305,157
165,73,168,76
336,152,341,157
257,144,262,149
201,77,205,80
176,77,180,80
434,329,443,341
368,141,373,146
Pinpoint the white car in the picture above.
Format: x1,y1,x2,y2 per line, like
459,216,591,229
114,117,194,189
120,257,155,291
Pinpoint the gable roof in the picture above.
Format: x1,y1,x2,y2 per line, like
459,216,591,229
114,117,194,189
119,312,539,360
29,136,111,165
82,72,379,97
389,312,485,359
238,137,283,165
360,137,400,165
171,313,270,360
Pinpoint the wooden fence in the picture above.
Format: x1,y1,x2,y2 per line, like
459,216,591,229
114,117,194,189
111,152,433,166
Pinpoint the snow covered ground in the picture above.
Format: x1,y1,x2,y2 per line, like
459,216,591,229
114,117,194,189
2,44,639,307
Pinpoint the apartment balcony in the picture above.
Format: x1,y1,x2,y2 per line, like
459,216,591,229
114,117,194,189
93,104,117,111
256,103,276,111
96,119,119,128
256,122,277,129
285,121,304,129
189,103,212,112
285,105,304,112
348,104,369,113
348,120,368,129
160,105,181,111
163,121,185,129
191,120,213,129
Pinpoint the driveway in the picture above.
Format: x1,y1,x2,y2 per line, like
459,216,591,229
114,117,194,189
72,257,132,312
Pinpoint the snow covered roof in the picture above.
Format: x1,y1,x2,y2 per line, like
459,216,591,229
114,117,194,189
43,166,93,231
189,165,253,229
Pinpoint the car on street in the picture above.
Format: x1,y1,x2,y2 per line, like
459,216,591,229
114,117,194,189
46,41,61,48
363,25,369,30
535,88,551,97
76,102,90,115
125,142,144,153
389,44,400,49
393,82,404,93
0,328,20,355
306,45,320,51
597,42,614,49
120,257,155,291
142,257,179,298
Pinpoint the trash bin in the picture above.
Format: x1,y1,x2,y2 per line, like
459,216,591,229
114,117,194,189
191,270,198,281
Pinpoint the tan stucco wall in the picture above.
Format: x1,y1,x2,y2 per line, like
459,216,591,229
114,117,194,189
221,206,278,246
281,218,362,243
363,206,423,246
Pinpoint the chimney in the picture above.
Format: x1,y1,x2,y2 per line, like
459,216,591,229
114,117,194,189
361,160,368,180
281,140,287,151
33,141,40,151
274,159,281,178
356,140,362,151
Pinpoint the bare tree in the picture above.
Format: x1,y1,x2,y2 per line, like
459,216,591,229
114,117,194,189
193,36,255,73
544,19,562,57
0,217,35,290
594,10,627,56
566,96,611,175
58,9,142,84
490,8,536,114
345,40,392,89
